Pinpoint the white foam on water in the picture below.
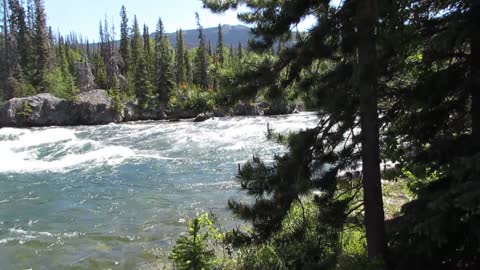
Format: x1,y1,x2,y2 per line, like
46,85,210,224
0,127,136,173
0,227,83,246
0,112,320,174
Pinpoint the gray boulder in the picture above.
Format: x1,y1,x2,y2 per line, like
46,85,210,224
0,93,74,127
233,102,263,116
123,101,167,122
263,98,290,115
194,112,213,122
167,107,199,120
123,101,140,122
73,90,120,125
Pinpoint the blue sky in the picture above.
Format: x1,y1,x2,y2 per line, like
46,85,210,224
44,0,317,42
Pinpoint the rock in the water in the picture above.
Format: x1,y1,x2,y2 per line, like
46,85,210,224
123,101,167,122
233,102,263,116
167,108,199,120
123,101,140,122
263,98,290,115
73,90,120,125
0,93,74,127
213,108,227,117
0,90,124,127
194,113,213,122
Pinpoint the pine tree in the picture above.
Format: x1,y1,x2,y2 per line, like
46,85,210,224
237,42,243,60
203,0,388,266
154,17,175,104
1,0,10,99
119,5,130,75
130,15,142,76
33,0,50,91
208,40,212,57
143,24,153,78
216,24,224,65
92,50,107,89
9,0,33,82
184,48,192,85
175,29,186,84
134,54,153,109
194,12,208,90
355,0,386,261
26,0,34,30
229,44,234,59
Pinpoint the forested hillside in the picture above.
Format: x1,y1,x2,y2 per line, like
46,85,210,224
0,1,290,116
162,24,251,48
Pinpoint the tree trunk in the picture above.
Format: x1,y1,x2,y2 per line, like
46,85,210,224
355,0,388,266
471,0,480,140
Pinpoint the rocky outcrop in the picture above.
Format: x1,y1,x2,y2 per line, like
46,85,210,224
0,92,303,128
73,90,120,125
233,102,263,116
0,93,74,127
194,112,213,122
167,107,200,120
263,98,290,115
0,90,167,127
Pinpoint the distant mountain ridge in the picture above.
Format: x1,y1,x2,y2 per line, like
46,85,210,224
158,24,252,48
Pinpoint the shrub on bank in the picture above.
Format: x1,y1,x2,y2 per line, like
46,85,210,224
168,85,218,113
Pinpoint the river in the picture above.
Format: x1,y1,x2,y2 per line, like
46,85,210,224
0,112,319,269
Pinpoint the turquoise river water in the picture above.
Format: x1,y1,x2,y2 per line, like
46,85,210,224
0,112,319,269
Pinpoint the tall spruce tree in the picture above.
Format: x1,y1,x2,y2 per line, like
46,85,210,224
130,15,142,77
33,0,50,91
237,42,243,60
1,0,10,99
9,0,33,82
154,17,175,103
134,54,153,109
355,0,386,261
203,0,388,266
119,5,130,76
175,29,186,85
143,24,153,78
184,48,192,85
216,24,224,65
194,12,208,90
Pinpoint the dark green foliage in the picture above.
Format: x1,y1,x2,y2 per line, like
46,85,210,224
154,18,175,104
169,213,227,270
109,76,123,114
237,42,242,60
134,54,153,109
216,25,224,65
130,15,142,76
16,100,32,117
119,5,130,75
93,52,107,90
194,13,209,90
198,0,480,269
9,0,33,83
32,0,50,91
175,29,186,85
143,24,153,77
169,85,216,112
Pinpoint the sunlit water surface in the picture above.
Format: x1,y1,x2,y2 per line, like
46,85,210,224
0,113,319,269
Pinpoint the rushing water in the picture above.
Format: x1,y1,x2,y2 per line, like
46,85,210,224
0,112,319,270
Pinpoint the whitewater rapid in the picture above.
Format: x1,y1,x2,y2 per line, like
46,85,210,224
0,113,319,270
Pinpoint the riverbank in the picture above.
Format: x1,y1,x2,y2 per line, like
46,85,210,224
0,90,302,128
